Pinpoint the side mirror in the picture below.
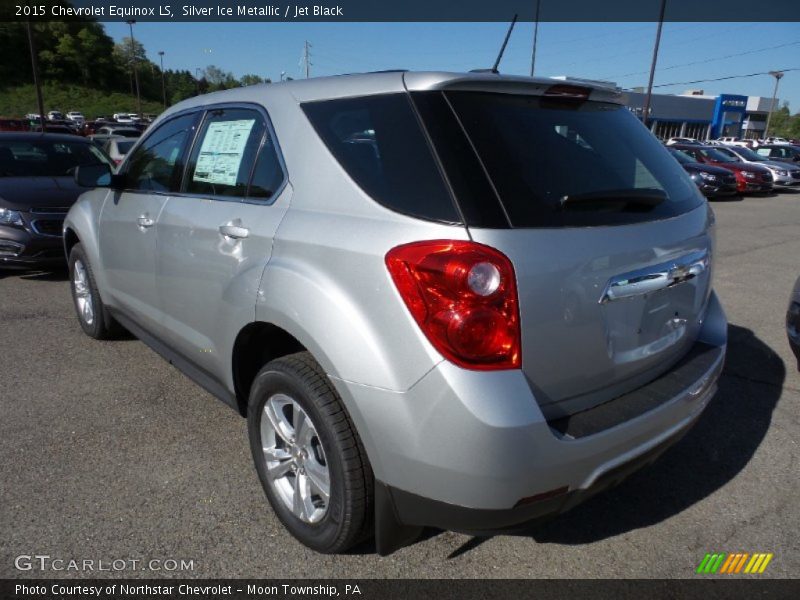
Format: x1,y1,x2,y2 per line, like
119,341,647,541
75,163,120,188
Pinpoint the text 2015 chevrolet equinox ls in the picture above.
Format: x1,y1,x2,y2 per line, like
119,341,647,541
64,72,727,555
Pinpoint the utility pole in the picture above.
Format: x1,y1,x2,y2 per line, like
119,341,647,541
158,51,167,110
25,20,46,132
764,70,784,139
530,0,541,77
642,0,667,129
302,41,312,79
126,20,141,115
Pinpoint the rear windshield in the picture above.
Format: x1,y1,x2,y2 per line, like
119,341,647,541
302,94,459,223
115,141,135,154
442,91,703,227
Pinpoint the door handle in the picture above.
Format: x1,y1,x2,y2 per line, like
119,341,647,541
137,215,154,228
218,224,249,240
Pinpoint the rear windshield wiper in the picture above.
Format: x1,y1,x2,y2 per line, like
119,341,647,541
559,188,667,212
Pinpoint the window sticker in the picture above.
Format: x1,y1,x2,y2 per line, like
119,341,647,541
193,119,256,186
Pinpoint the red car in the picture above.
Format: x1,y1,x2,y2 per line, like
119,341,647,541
0,118,28,132
673,144,773,193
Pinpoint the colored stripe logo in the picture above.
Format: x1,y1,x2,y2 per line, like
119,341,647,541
696,552,773,574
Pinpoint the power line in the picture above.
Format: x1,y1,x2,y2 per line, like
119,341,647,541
605,40,800,80
650,67,800,89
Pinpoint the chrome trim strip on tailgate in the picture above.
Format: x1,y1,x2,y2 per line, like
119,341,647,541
599,249,709,304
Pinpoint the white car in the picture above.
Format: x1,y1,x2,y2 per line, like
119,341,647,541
66,111,86,126
112,113,135,124
763,137,792,145
665,137,700,146
46,110,65,121
102,137,137,166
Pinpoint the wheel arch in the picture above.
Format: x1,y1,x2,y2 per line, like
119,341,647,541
231,322,307,416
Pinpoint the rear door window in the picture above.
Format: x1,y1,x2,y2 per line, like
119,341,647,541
302,94,460,223
440,91,703,227
184,108,267,199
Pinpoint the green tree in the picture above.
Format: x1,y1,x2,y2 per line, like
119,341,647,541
240,74,267,86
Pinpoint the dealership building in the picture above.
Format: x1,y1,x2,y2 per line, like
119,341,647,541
624,89,781,141
553,76,780,140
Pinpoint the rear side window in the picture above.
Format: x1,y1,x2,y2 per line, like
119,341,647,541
442,91,703,227
302,94,460,223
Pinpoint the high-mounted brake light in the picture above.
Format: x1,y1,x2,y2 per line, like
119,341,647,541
385,240,521,370
544,84,591,100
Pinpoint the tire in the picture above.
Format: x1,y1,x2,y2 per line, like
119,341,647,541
247,351,374,553
68,243,123,340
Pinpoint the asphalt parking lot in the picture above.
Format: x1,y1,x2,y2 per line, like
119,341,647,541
1,192,799,579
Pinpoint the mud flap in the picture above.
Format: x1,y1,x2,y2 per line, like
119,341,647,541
374,481,424,556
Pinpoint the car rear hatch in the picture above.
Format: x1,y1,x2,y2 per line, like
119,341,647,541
407,74,714,419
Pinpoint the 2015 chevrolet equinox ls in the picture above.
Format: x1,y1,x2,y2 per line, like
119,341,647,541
64,71,727,555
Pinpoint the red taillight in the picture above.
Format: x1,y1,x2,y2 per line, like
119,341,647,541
385,240,521,370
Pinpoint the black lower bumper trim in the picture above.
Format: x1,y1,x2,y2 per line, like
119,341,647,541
375,417,695,552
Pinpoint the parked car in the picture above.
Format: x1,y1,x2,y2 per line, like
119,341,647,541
94,126,140,138
667,147,738,198
46,110,65,121
714,145,800,189
65,71,727,555
788,277,800,370
0,133,112,267
673,144,773,193
727,139,758,149
102,137,136,166
112,113,135,124
762,137,792,145
0,118,28,132
66,111,86,127
716,136,740,143
756,144,800,164
665,137,700,146
32,122,78,135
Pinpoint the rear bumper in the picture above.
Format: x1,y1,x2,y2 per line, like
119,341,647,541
337,293,726,551
379,413,695,536
0,224,65,267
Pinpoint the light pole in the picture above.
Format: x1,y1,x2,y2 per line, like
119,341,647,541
642,0,667,129
195,67,202,95
25,20,46,132
763,70,784,139
126,20,141,115
280,71,286,82
158,51,167,109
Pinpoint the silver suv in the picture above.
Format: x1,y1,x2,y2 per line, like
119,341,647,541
64,71,727,555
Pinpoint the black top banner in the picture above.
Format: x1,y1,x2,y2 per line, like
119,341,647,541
3,0,800,22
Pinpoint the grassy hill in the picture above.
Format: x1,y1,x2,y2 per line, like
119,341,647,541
0,83,164,119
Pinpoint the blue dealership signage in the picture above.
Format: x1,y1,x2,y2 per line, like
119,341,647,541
711,95,748,139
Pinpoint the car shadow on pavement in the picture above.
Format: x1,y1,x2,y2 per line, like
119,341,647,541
447,324,784,556
18,267,69,282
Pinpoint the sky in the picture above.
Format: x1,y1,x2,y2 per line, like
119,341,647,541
104,21,800,111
